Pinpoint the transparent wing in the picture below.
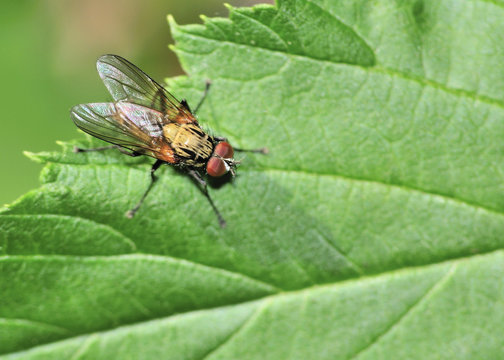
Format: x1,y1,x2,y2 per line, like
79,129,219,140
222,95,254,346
96,54,196,124
70,102,167,157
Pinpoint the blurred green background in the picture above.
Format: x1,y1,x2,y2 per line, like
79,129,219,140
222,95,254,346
0,0,270,206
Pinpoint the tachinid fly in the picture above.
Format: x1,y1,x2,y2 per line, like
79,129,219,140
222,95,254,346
71,54,267,227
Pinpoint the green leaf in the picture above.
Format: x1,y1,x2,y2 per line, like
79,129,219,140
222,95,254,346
2,0,504,358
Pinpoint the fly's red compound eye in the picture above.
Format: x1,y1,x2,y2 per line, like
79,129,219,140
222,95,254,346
207,142,234,177
207,157,227,177
214,141,234,158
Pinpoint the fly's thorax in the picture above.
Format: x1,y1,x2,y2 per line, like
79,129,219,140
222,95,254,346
162,123,213,166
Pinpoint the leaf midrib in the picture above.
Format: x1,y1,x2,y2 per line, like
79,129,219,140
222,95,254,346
3,250,497,358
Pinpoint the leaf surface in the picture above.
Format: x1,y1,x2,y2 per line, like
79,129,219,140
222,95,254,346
2,0,504,358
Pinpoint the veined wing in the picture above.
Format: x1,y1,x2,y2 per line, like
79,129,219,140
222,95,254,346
70,102,167,158
96,54,196,124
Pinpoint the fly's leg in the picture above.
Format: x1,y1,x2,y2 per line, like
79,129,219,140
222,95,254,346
73,145,141,157
188,169,226,228
191,80,212,115
125,160,163,218
213,137,269,154
74,145,115,152
234,147,269,154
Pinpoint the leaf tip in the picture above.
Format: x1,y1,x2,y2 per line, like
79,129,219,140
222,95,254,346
223,3,235,15
167,14,177,29
199,14,209,23
23,151,43,163
168,44,177,53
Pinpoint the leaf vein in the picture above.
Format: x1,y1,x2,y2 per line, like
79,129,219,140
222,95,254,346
302,0,376,59
0,253,282,293
259,167,504,218
0,317,73,335
176,27,504,108
348,264,457,360
199,300,271,360
26,162,504,224
232,8,289,50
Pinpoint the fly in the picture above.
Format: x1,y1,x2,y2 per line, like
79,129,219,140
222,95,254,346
70,54,267,227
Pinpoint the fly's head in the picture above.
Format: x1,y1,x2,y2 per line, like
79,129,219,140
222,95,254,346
206,141,240,177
